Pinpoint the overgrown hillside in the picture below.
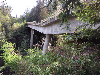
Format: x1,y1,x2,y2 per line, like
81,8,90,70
0,0,100,75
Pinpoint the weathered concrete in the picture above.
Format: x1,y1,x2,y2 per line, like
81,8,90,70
30,29,34,48
42,34,50,54
27,18,100,34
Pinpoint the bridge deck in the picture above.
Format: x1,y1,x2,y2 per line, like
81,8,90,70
27,17,100,34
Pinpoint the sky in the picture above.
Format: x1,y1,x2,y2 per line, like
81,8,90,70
0,0,37,17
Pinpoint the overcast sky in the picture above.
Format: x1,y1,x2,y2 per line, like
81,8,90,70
1,0,37,17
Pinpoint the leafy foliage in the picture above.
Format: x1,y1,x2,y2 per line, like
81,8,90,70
0,39,100,75
74,0,100,24
0,40,22,73
46,0,100,27
26,0,49,22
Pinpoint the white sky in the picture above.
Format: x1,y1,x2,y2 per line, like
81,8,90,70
0,0,37,17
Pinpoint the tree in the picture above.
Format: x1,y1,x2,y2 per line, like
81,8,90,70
0,0,14,41
74,0,100,24
43,0,100,27
26,0,44,22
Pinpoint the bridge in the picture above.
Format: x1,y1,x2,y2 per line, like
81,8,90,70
27,4,100,54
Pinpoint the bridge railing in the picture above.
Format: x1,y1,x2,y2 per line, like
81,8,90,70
27,4,62,26
27,15,60,26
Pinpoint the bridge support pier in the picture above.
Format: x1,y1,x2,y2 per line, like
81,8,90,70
42,34,50,54
30,29,34,49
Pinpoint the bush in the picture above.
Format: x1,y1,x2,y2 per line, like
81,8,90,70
1,40,22,74
1,39,100,75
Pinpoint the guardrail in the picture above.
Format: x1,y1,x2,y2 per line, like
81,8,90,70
27,4,62,26
27,15,60,26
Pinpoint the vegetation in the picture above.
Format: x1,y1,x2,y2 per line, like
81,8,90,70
0,34,100,75
0,0,100,75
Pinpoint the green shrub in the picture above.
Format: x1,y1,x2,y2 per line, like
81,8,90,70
1,40,22,74
1,39,100,75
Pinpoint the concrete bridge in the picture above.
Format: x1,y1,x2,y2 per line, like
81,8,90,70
27,4,100,54
27,14,100,54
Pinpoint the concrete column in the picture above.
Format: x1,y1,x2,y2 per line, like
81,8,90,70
42,34,50,54
30,29,34,48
